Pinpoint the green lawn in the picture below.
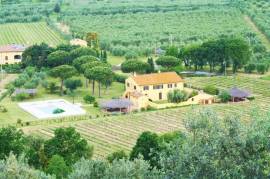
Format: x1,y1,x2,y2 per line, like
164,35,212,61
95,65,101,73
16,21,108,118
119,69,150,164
0,77,125,125
0,22,65,46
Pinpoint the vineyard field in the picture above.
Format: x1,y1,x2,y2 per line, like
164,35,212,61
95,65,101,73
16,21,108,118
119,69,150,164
23,75,270,158
0,22,65,46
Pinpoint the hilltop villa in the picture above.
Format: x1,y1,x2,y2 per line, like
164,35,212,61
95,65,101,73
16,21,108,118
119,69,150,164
124,72,184,109
0,44,26,65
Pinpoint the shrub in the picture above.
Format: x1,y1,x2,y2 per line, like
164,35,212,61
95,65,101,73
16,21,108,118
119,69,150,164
256,63,269,74
167,90,188,103
93,101,99,107
124,51,138,60
107,150,128,163
0,105,7,113
47,82,58,94
218,91,231,103
203,85,219,95
114,74,127,84
244,63,256,73
14,93,30,101
189,90,198,98
53,108,65,114
83,95,95,104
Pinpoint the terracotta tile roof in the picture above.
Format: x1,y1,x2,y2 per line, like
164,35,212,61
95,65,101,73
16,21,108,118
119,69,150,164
0,44,26,52
131,72,183,86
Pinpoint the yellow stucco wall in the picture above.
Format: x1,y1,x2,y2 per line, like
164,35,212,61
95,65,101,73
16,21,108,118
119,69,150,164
125,77,184,101
0,51,23,64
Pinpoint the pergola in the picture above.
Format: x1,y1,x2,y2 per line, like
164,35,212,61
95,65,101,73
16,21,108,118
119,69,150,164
14,88,37,96
229,87,251,102
101,99,133,113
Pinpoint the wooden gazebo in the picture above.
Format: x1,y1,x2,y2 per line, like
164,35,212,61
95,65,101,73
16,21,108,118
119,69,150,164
229,87,251,102
101,99,133,113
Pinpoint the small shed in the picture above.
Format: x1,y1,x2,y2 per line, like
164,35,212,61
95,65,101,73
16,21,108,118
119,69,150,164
188,92,215,105
229,87,251,102
101,99,133,113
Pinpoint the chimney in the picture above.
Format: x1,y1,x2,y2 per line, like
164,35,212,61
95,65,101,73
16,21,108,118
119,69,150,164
158,70,161,73
133,72,137,77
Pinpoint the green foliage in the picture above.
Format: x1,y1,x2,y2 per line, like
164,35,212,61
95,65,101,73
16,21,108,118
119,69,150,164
203,85,219,95
53,108,65,114
156,56,180,68
107,150,128,163
83,95,95,104
13,93,30,101
47,50,71,67
121,60,149,73
72,55,98,71
167,90,188,103
44,127,93,166
70,47,98,60
50,65,77,95
218,90,231,103
124,51,139,60
93,101,99,108
256,63,269,74
244,63,256,73
0,153,52,179
165,46,179,57
25,136,45,169
69,158,108,179
47,82,58,94
54,3,61,13
130,131,160,168
189,90,198,98
146,57,155,73
161,109,270,178
22,43,53,68
46,155,69,179
0,127,26,160
64,78,82,92
113,73,127,84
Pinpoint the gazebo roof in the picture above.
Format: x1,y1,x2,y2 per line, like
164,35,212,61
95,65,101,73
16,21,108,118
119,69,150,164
15,88,37,95
229,87,250,98
101,99,133,109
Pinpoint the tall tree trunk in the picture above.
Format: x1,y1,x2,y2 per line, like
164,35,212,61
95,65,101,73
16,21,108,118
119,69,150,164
98,82,101,98
92,80,95,95
60,79,64,96
85,78,88,88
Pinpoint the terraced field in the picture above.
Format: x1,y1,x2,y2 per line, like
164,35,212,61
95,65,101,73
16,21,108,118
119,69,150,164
23,75,270,158
0,22,65,46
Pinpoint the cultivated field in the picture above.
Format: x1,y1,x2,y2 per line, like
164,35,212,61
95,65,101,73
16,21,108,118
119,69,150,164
22,75,270,158
0,22,65,46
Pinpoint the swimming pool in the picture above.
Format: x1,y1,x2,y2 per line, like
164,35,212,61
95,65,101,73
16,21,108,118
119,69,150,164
18,99,86,119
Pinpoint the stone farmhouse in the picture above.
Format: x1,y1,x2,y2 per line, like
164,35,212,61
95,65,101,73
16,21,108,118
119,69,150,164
0,44,26,65
124,72,184,109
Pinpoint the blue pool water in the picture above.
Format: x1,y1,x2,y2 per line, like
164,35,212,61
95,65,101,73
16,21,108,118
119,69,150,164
37,105,58,114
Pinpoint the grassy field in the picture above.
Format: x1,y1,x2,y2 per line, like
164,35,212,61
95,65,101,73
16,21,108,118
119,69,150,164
0,22,65,46
21,75,270,158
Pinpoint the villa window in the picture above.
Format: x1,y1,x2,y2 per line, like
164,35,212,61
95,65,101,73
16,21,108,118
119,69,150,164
127,83,130,87
168,84,173,88
5,56,8,60
14,55,21,60
174,83,177,87
153,84,163,90
134,86,137,90
143,86,149,91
